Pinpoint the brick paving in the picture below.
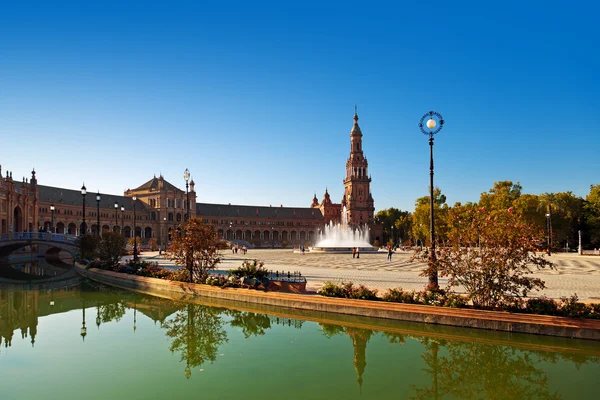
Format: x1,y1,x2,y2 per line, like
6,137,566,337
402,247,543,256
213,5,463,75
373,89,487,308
140,249,600,301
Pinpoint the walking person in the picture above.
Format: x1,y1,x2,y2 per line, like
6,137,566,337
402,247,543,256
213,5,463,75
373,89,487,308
356,247,360,259
387,246,393,261
352,247,356,258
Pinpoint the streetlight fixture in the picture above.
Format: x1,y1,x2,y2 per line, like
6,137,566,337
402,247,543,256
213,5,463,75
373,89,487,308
133,196,138,262
114,202,119,232
183,168,190,222
81,184,87,236
96,192,101,237
121,206,125,233
546,213,552,256
419,111,444,287
390,225,394,247
50,204,55,234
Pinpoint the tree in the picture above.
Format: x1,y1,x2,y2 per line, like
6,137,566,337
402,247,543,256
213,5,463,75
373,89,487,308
585,184,600,247
415,206,553,309
375,208,412,245
76,234,100,260
166,217,222,283
97,231,127,267
411,187,448,246
479,181,522,213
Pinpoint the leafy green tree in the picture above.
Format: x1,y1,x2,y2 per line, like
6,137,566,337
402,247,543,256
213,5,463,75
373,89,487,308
411,187,448,246
375,208,412,244
479,181,522,213
584,184,600,248
97,231,126,267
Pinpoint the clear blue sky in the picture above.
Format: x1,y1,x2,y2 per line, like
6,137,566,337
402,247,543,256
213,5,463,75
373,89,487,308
1,0,598,212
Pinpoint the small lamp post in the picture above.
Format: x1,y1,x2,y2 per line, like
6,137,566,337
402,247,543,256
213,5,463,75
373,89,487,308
80,302,87,342
114,202,119,232
546,213,552,256
390,225,394,247
81,184,87,236
121,206,125,233
419,111,445,287
96,192,101,237
183,168,190,222
133,196,138,262
50,204,55,234
271,226,274,249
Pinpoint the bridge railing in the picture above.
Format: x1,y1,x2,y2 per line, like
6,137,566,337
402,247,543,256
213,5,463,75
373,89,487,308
0,232,79,244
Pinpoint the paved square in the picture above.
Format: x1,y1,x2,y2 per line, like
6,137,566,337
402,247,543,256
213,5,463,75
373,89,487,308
141,249,600,300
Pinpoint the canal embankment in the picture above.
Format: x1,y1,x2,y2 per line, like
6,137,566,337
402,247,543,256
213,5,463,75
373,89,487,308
76,263,600,340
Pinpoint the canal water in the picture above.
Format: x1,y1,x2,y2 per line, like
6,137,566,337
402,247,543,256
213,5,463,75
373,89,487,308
1,280,599,399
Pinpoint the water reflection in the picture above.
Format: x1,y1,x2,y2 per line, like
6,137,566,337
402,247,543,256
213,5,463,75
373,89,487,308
1,283,599,399
0,257,71,280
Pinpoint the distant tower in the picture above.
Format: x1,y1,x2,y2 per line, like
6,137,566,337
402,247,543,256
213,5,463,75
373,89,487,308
311,192,319,208
342,107,375,225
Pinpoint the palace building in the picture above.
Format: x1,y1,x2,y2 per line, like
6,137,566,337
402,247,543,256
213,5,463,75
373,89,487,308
0,111,382,247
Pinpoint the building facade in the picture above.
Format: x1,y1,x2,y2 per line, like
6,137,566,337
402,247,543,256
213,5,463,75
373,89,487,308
1,112,382,247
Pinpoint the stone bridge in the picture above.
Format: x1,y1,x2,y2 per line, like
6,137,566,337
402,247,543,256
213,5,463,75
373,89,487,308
0,232,79,259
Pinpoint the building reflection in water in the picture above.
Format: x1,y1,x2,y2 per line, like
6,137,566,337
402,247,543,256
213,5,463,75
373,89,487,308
2,283,600,397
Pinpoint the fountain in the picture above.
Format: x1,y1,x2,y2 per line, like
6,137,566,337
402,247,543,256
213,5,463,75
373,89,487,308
308,206,376,253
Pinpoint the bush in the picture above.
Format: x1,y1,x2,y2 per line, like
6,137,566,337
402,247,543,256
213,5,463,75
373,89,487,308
383,285,467,308
317,281,379,301
229,259,269,280
525,296,559,315
382,288,420,304
559,294,591,319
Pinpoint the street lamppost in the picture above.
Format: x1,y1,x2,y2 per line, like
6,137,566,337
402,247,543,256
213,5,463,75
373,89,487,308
80,301,87,342
121,206,125,233
271,226,274,249
419,111,444,287
114,202,119,232
132,196,138,262
81,184,87,236
50,204,55,234
390,225,394,247
163,216,167,246
546,213,552,256
96,192,101,237
183,168,190,223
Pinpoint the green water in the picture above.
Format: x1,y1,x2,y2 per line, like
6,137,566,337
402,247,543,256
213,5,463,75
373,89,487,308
1,282,599,400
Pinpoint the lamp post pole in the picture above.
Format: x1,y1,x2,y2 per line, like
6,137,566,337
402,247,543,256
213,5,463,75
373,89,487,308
96,192,101,236
419,111,444,287
133,196,138,262
391,225,394,247
50,204,55,234
114,202,119,232
546,213,552,256
184,168,190,223
81,184,87,236
121,206,125,233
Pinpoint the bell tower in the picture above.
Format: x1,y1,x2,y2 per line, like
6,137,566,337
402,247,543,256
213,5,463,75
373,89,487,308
342,107,374,225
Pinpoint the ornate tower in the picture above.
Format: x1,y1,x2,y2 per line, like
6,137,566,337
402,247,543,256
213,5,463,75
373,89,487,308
342,107,375,225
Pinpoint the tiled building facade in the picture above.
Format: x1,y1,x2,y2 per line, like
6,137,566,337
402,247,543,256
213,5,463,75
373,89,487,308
1,112,382,246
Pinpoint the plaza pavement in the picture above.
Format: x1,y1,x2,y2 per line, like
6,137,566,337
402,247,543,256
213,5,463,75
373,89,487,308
139,249,600,301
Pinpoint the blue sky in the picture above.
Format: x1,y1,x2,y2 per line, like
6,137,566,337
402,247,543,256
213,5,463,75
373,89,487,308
1,0,598,212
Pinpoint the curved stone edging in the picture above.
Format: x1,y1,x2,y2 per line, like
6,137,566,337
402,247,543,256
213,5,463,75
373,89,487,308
75,264,600,340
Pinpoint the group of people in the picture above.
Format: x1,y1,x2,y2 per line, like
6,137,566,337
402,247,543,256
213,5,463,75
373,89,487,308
232,244,248,254
351,247,360,258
